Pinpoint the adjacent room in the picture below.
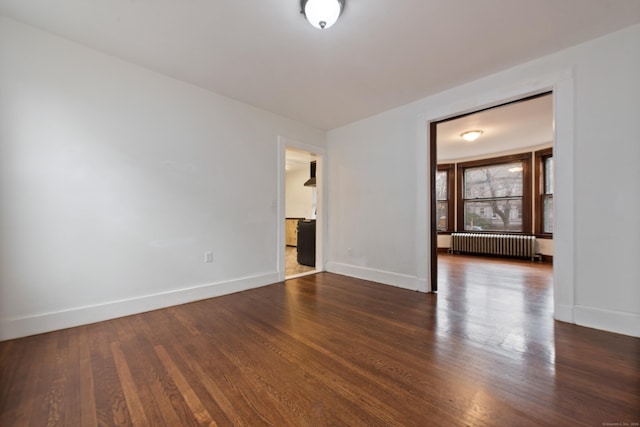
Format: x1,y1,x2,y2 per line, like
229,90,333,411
284,148,318,277
1,1,639,425
434,93,554,290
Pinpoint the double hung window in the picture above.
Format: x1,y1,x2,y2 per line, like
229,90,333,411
536,148,553,235
456,153,532,233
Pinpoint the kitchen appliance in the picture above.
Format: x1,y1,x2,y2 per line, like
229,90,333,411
303,161,316,187
296,219,316,267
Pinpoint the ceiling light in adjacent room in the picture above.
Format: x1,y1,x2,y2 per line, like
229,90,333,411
301,0,344,29
460,130,483,142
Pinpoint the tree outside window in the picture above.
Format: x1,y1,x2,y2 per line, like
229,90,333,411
463,162,524,231
457,153,532,234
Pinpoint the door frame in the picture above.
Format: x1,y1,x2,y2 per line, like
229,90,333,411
429,92,552,291
421,69,575,324
277,136,325,281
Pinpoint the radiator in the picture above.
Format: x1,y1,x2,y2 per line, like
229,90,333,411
449,233,538,261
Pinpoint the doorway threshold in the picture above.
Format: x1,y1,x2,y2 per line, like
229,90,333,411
285,270,320,281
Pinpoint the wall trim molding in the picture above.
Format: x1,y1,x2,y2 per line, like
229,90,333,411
573,306,640,338
326,262,419,292
277,136,326,281
0,272,279,341
554,304,574,324
420,68,575,321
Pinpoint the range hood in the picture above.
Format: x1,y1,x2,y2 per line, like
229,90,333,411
304,161,316,187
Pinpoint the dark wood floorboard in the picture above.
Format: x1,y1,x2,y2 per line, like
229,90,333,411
1,254,639,426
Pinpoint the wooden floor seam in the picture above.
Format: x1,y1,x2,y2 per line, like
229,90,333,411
1,254,638,426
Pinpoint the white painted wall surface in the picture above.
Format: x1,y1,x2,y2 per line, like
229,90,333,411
326,110,419,290
327,24,640,337
285,167,313,219
0,17,324,340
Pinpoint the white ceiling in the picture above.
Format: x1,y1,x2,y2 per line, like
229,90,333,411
1,1,639,130
437,94,553,161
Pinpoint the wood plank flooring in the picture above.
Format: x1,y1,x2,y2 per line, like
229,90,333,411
1,254,639,426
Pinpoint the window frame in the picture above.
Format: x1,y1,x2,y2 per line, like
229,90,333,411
436,163,455,233
456,153,532,234
535,147,553,237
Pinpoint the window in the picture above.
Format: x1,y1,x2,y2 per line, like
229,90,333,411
436,164,455,232
535,148,553,235
457,153,532,233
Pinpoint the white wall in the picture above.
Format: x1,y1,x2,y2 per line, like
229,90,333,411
285,166,313,218
0,17,324,340
326,24,640,337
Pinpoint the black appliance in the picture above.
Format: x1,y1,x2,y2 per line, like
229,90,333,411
303,161,316,187
297,220,316,267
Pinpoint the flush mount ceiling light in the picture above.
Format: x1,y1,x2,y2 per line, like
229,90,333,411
460,130,483,142
300,0,345,29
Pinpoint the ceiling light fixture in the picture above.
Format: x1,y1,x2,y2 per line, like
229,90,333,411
300,0,345,30
460,130,483,142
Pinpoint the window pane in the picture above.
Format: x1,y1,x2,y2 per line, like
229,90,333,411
543,195,554,233
436,170,448,201
464,162,523,199
437,201,448,231
544,157,553,194
464,199,523,232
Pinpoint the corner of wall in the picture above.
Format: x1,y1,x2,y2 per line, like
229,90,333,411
573,306,640,338
0,273,279,341
326,262,420,292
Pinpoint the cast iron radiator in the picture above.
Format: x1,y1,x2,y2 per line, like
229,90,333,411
449,233,538,261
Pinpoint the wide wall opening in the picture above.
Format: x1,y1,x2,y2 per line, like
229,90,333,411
430,92,554,297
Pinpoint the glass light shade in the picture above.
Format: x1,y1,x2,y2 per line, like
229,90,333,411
303,0,343,29
461,130,483,142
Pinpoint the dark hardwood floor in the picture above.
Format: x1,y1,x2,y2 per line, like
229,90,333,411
1,254,639,426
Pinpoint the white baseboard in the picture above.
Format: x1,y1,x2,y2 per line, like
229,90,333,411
573,305,640,338
0,272,279,341
554,304,574,324
6,271,636,341
326,262,420,292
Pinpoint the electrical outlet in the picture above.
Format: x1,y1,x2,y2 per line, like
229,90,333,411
204,251,213,263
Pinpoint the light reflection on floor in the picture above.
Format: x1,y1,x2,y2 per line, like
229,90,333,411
436,254,556,375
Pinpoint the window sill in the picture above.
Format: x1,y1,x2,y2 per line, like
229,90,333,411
535,233,553,239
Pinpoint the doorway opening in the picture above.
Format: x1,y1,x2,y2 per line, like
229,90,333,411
430,92,554,293
284,148,318,278
278,139,324,281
